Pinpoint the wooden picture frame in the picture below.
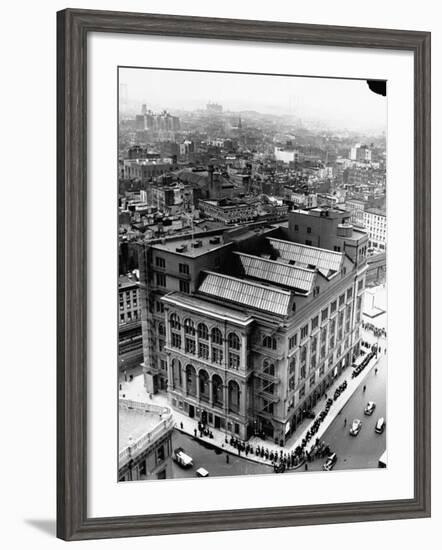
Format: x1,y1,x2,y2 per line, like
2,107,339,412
57,8,431,541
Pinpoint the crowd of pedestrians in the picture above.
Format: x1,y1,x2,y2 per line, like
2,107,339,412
362,321,387,339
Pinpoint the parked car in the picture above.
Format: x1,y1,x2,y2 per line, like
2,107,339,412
196,467,209,477
375,417,386,434
322,453,338,471
349,419,362,436
364,401,376,416
173,448,194,468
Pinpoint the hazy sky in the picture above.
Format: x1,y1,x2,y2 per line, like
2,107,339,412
119,67,386,133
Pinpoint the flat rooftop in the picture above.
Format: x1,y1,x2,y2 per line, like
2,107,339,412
119,407,164,452
151,234,232,258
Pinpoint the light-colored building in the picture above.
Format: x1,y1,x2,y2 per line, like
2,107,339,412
363,208,387,251
198,199,256,225
118,400,174,481
350,144,372,162
274,147,300,164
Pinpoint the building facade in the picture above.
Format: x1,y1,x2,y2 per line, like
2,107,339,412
363,208,387,251
118,400,174,481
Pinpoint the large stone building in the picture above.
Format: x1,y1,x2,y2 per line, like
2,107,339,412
118,273,143,371
138,209,368,445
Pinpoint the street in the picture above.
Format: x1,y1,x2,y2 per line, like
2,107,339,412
171,430,272,479
306,353,386,472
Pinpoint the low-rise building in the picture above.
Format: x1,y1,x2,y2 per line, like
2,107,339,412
118,400,174,481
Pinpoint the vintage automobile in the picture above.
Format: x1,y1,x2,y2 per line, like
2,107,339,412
364,401,376,416
375,417,386,434
322,453,338,471
196,467,209,477
349,419,362,436
173,448,194,468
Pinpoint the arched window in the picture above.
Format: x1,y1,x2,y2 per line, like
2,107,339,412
184,318,195,335
212,374,223,407
170,313,181,331
263,335,277,350
197,323,208,340
211,327,223,345
227,332,241,350
185,364,197,396
199,369,210,401
158,322,165,337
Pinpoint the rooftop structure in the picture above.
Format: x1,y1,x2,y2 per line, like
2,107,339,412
198,271,293,316
234,251,316,294
266,237,343,279
151,234,230,258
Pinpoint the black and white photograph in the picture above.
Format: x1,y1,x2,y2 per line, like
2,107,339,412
117,66,388,482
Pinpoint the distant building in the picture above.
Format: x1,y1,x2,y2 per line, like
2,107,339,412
363,208,387,251
123,158,174,182
118,400,174,481
350,144,372,163
198,199,256,225
206,102,223,113
119,273,143,371
285,189,318,209
345,198,365,227
274,147,300,164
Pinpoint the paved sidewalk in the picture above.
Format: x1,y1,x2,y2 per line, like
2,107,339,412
119,346,383,467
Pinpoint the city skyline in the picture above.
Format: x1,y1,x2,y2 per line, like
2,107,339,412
119,67,387,133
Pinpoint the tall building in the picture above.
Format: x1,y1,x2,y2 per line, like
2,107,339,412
138,210,368,445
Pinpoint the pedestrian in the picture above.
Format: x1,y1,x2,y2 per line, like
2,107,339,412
375,368,378,375
194,428,197,437
180,421,183,430
304,463,308,471
344,418,347,427
119,384,122,391
226,454,230,464
363,385,366,392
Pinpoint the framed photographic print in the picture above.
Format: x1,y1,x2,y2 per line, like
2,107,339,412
57,8,431,541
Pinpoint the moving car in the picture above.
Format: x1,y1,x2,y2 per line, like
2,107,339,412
364,401,376,416
322,453,338,471
375,417,386,434
196,467,209,477
173,447,194,468
349,419,362,436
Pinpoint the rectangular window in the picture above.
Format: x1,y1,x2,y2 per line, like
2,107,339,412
301,324,309,340
309,373,316,387
339,293,345,307
330,300,337,314
307,227,312,234
319,363,325,377
321,307,328,322
198,342,209,360
305,239,312,246
179,263,189,275
299,384,305,399
333,245,341,252
289,334,298,349
156,273,166,287
294,224,299,231
212,347,223,364
158,339,165,352
179,280,190,293
185,338,195,355
228,352,240,370
171,333,181,349
358,279,364,292
289,358,296,374
311,315,319,330
300,364,306,379
289,376,295,391
155,256,166,269
347,287,353,300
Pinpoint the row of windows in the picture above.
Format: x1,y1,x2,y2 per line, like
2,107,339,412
155,256,190,274
169,315,242,350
